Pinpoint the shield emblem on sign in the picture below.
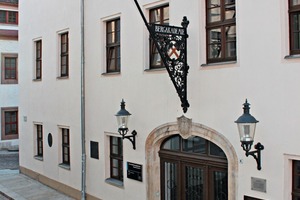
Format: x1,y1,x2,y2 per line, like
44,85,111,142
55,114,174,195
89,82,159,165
177,115,192,139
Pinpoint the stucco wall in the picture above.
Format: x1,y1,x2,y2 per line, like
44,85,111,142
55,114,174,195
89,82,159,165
19,0,83,191
19,0,300,200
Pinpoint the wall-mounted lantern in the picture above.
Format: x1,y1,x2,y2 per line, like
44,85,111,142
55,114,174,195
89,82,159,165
235,99,264,170
115,99,137,150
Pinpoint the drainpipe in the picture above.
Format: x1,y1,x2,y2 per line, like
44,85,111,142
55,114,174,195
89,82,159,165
80,0,86,199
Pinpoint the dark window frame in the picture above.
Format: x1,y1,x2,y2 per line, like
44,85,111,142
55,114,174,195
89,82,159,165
36,124,43,157
1,53,18,84
35,40,42,80
106,18,120,73
0,10,18,24
60,32,69,77
293,160,300,199
289,0,300,55
1,107,18,140
206,0,236,64
149,5,169,69
62,128,70,165
110,136,123,181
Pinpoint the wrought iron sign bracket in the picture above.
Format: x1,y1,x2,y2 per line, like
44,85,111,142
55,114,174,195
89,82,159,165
134,0,190,113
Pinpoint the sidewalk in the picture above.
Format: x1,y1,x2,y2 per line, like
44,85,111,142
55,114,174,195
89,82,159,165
0,150,75,200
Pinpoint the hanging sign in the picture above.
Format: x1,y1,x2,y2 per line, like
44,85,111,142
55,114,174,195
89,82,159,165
134,0,190,113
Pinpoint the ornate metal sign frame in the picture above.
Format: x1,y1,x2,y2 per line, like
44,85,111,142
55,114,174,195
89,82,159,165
134,0,190,113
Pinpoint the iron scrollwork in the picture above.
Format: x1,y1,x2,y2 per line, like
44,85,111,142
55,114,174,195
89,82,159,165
134,0,190,113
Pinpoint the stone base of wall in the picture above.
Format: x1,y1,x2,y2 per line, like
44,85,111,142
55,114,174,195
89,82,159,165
19,166,101,200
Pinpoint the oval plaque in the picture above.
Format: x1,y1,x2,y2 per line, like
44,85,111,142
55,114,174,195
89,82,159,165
48,133,53,147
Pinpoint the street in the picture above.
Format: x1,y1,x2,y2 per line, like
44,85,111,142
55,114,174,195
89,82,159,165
0,150,74,200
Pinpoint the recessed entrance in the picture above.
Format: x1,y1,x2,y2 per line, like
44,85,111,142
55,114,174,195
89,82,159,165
145,120,238,200
159,135,228,200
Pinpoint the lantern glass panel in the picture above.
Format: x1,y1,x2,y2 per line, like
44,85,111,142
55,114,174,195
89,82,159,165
237,123,256,142
117,115,129,129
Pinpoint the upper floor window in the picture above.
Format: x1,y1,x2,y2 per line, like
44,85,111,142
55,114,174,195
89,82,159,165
206,0,236,63
1,107,18,140
110,136,123,181
0,10,18,24
149,5,169,69
60,32,69,77
1,53,18,84
106,18,120,73
35,40,42,80
289,0,300,55
293,160,300,199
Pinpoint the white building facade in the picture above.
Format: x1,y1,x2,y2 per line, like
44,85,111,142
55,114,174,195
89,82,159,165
0,0,18,150
19,0,300,200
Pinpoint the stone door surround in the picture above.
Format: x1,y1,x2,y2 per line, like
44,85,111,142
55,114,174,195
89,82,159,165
145,116,238,200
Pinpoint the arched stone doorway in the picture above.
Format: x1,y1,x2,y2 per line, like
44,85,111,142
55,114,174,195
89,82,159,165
145,116,238,200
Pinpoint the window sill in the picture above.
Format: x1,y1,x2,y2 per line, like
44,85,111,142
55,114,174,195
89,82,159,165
105,178,124,188
201,61,237,67
284,54,300,59
144,67,166,72
57,76,69,80
101,72,121,76
1,81,18,84
58,163,70,170
32,78,42,82
34,155,43,161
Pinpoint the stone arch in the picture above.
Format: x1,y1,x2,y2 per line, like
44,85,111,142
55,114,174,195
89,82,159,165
145,117,238,200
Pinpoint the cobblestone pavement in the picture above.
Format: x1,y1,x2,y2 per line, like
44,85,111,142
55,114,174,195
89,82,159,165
0,151,19,170
0,150,75,200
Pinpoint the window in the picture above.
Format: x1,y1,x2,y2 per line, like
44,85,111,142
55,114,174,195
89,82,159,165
206,0,236,63
0,10,18,24
289,0,300,55
36,124,43,157
149,5,169,69
106,18,120,73
35,40,42,80
110,136,123,181
1,107,18,140
60,32,69,77
61,128,70,166
293,160,300,199
1,54,18,84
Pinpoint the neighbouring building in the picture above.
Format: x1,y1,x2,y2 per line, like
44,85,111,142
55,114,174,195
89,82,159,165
0,0,18,150
19,0,300,200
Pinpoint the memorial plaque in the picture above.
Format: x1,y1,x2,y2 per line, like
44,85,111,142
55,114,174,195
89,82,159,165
127,162,142,182
90,141,99,159
251,177,266,193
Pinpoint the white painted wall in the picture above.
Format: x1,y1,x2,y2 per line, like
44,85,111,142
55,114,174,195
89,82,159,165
19,0,83,191
20,0,300,199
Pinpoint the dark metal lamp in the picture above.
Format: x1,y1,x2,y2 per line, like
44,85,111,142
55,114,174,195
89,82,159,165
115,99,137,150
235,99,264,170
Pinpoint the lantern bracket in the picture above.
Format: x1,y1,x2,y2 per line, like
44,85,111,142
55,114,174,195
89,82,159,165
244,142,264,170
118,128,137,150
